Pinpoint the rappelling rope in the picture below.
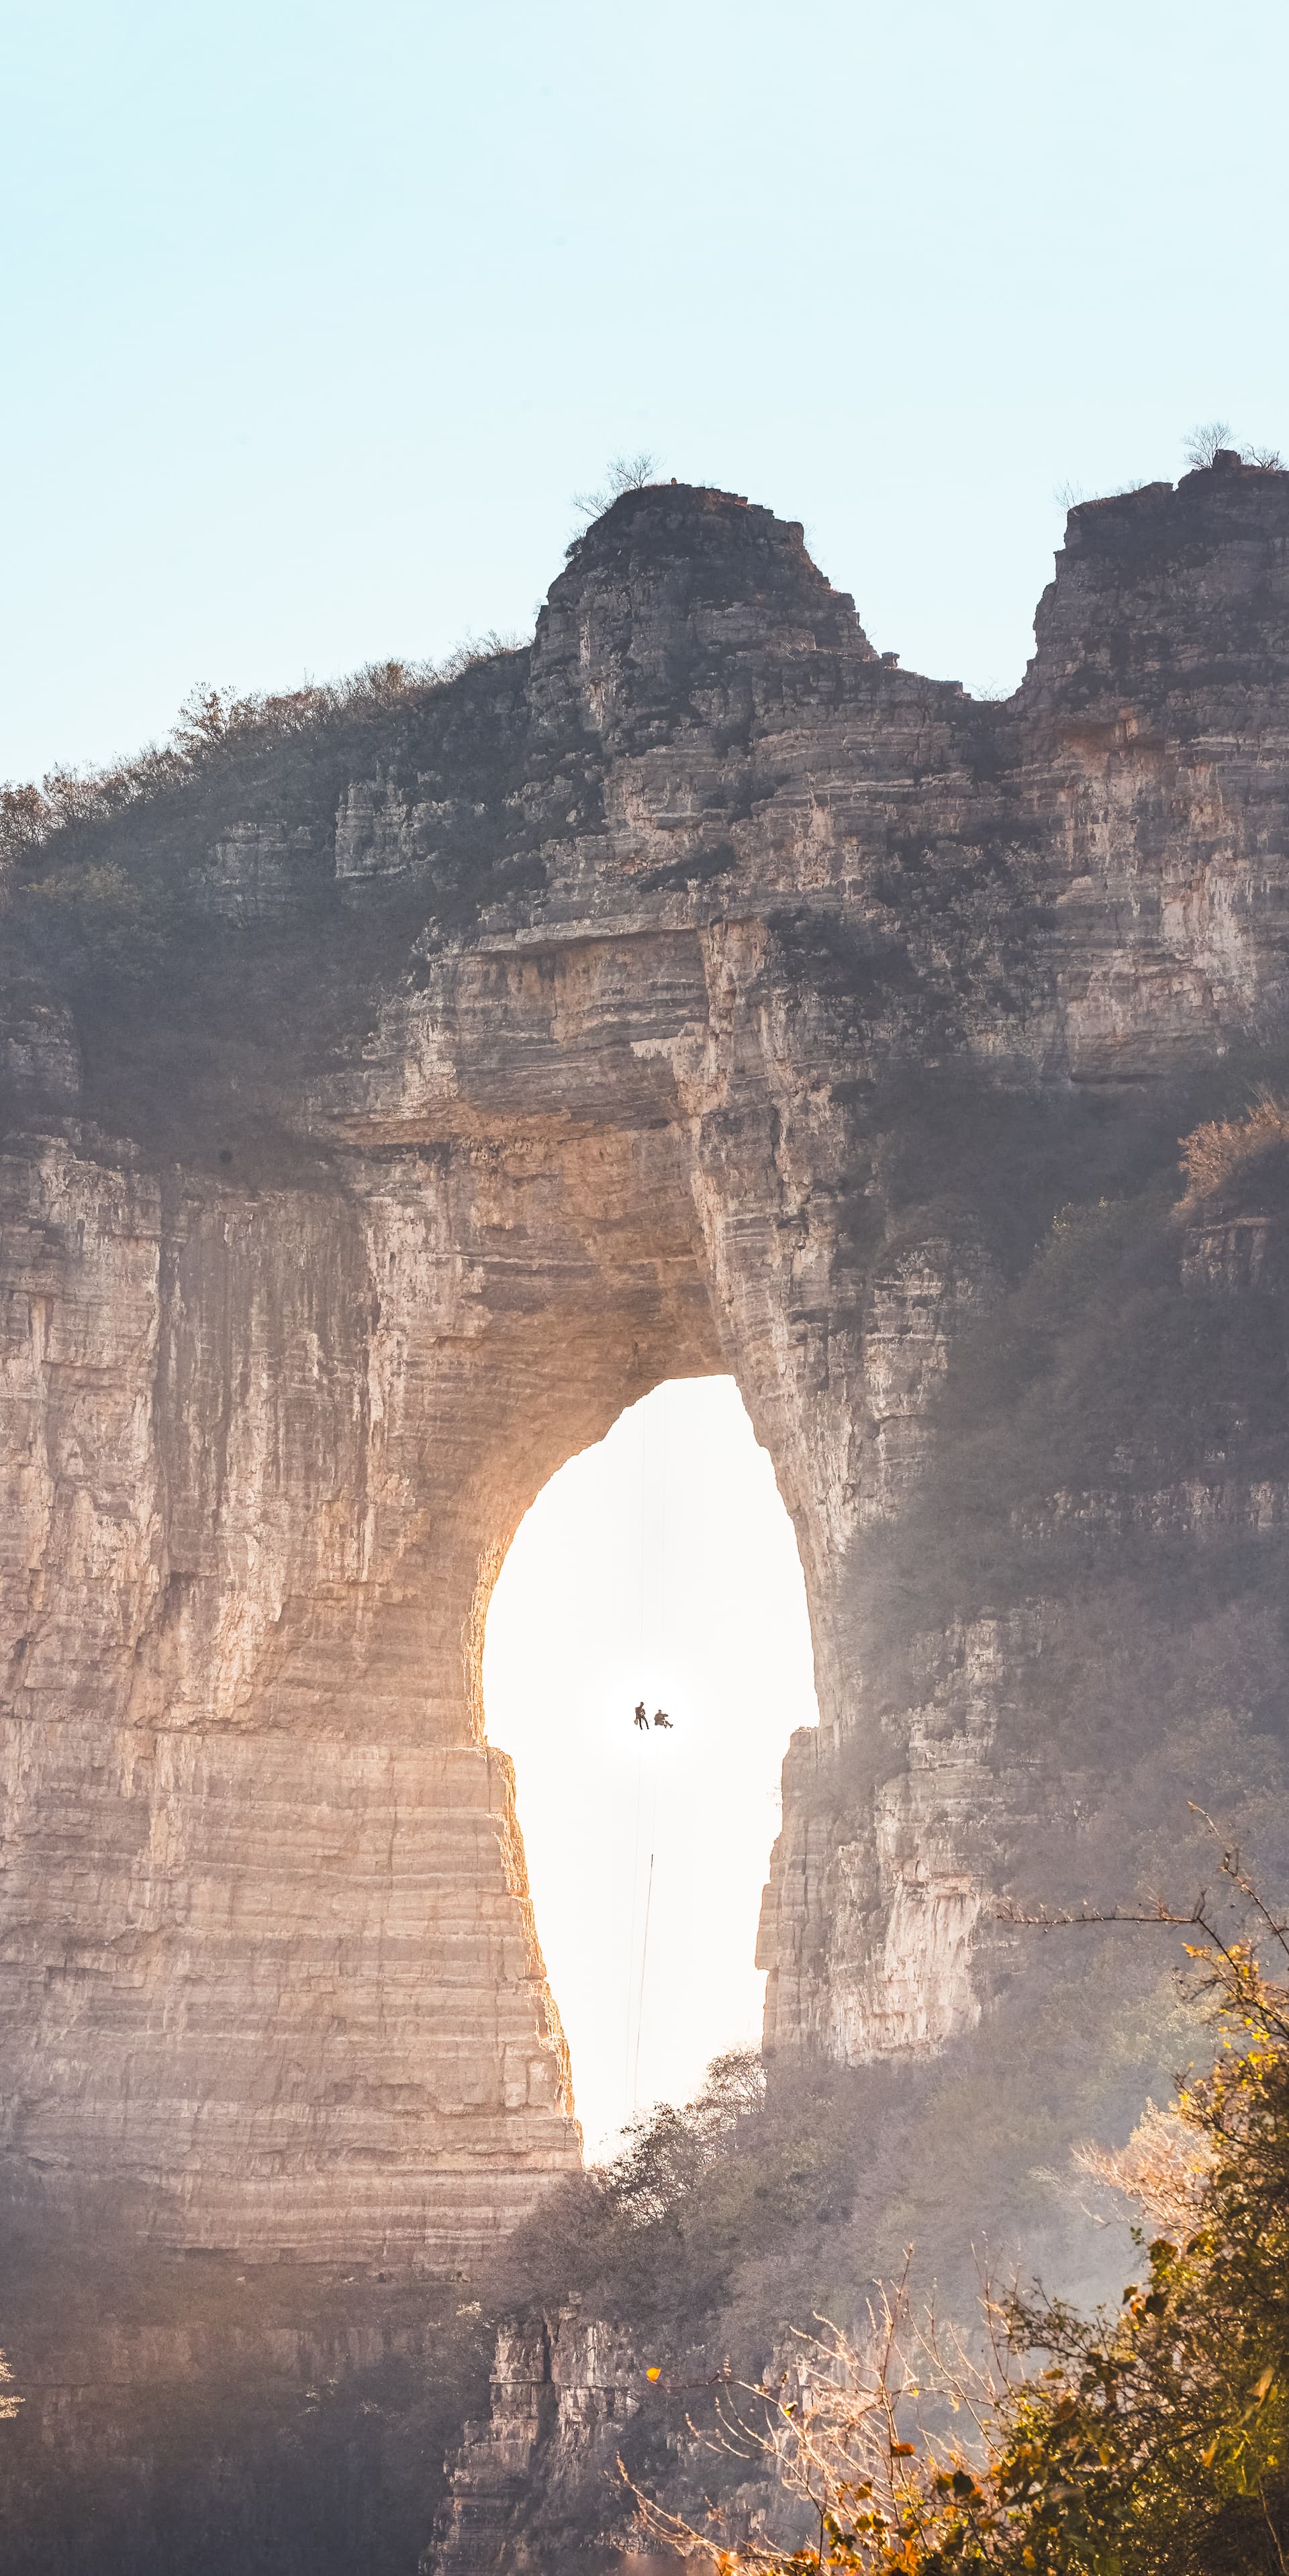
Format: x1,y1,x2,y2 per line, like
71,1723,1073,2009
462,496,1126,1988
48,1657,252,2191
624,1401,675,2122
624,1403,651,2117
632,1850,655,2112
625,1709,644,2114
627,1391,671,2116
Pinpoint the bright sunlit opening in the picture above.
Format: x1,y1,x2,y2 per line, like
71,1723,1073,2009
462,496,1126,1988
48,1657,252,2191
482,1376,820,2161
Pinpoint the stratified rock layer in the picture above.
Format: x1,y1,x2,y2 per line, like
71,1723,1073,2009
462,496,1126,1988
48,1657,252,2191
4,462,1289,2267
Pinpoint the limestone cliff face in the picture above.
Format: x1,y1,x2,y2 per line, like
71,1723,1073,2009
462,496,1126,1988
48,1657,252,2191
426,2312,644,2576
4,462,1289,2275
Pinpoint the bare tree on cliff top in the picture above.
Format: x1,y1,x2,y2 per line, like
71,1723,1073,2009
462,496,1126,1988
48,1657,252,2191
1184,421,1234,469
571,452,663,523
1184,419,1285,471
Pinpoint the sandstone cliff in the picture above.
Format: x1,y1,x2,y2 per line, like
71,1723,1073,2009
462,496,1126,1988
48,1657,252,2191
4,456,1289,2566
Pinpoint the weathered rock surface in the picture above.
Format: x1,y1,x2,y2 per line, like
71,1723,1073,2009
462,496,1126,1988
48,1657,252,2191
3,454,1289,2311
426,2311,644,2576
0,2231,495,2575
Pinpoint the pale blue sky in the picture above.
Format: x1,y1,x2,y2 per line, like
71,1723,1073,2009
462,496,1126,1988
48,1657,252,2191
5,0,1288,781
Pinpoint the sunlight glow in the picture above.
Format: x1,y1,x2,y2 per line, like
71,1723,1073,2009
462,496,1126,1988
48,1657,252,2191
482,1377,820,2160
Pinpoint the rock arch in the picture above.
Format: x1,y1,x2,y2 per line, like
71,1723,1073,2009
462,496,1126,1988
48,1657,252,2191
5,467,1289,2263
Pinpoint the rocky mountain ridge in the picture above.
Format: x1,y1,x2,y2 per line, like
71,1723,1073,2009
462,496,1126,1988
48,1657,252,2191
3,456,1289,2567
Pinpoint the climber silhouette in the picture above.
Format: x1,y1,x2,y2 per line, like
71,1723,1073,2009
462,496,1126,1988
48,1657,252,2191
652,1710,673,1729
633,1702,649,1731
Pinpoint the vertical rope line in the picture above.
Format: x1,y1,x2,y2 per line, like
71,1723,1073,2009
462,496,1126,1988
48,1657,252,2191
632,1850,655,2114
624,1719,642,2120
626,1399,649,2122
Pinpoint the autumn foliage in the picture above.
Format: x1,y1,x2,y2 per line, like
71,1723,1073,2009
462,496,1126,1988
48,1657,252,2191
637,1854,1289,2575
1178,1089,1289,1201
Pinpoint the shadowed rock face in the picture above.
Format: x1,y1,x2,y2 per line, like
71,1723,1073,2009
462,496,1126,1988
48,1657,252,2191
4,463,1289,2273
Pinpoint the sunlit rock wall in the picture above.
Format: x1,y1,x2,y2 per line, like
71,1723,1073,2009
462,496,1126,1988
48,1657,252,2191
4,458,1289,2261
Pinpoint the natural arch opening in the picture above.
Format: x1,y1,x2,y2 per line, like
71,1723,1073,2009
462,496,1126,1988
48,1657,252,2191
482,1377,820,2158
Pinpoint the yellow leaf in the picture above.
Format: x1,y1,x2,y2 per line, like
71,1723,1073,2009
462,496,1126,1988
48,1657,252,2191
646,2367,662,2383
